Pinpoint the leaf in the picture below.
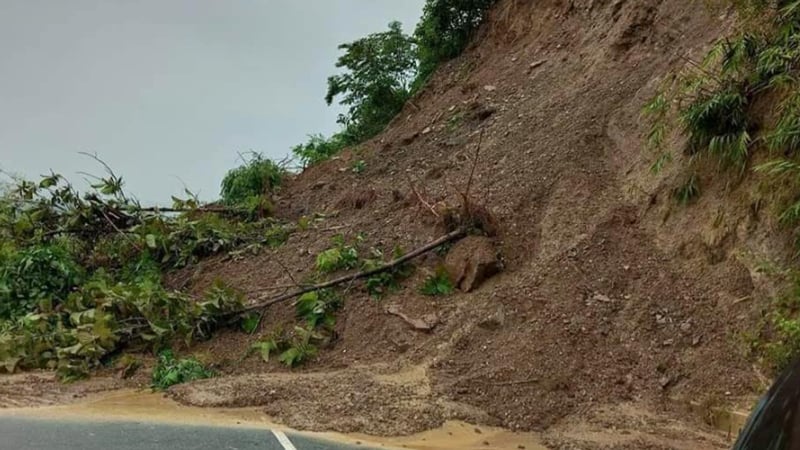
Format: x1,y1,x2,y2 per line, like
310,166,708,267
145,234,158,249
240,313,260,334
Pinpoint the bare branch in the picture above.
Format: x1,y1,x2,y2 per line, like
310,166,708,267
235,228,468,314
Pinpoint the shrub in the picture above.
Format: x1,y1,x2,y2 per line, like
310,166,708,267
151,349,215,390
220,153,284,213
315,235,360,273
295,289,341,329
292,133,348,168
420,266,455,296
363,247,412,298
278,326,319,368
0,243,83,320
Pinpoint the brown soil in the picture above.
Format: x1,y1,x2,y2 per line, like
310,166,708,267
169,0,782,443
3,0,790,448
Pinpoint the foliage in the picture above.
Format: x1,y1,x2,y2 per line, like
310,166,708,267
151,349,215,390
643,1,800,367
219,153,285,215
296,1,496,167
673,174,700,205
295,289,341,329
351,159,367,174
240,313,261,334
413,0,497,89
325,21,417,145
0,243,84,320
250,339,280,363
363,247,412,298
292,133,348,168
0,167,262,380
315,235,361,273
420,266,455,296
278,326,319,368
0,278,242,380
643,1,800,205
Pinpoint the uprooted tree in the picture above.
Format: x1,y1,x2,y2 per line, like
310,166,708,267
0,155,288,380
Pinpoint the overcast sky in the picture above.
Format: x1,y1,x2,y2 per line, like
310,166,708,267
0,1,425,204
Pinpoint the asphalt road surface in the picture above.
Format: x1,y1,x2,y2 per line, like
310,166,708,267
0,417,381,450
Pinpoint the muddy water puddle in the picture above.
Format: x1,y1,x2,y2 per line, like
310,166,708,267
0,389,545,450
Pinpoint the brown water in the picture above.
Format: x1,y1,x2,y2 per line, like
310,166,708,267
0,389,546,450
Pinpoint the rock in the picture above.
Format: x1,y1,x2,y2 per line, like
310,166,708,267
592,293,612,303
529,59,547,70
478,308,506,330
386,305,438,332
659,376,672,389
483,85,497,92
445,236,501,292
422,127,432,135
680,320,692,333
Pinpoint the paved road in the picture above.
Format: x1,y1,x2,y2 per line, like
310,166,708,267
0,417,381,450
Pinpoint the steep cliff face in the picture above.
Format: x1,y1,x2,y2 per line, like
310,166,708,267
170,1,785,447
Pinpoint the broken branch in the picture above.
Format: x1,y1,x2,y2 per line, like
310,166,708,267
236,228,468,314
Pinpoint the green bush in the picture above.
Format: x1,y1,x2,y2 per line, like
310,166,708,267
278,326,319,368
420,266,455,296
292,133,348,168
151,349,215,390
363,247,412,298
295,289,341,329
0,244,83,320
413,0,496,89
315,235,360,273
220,153,284,213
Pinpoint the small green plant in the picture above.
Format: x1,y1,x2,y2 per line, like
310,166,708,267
434,242,453,257
278,326,319,368
363,247,412,298
315,235,360,273
150,350,215,390
250,339,280,363
673,174,700,205
220,153,284,215
351,159,367,174
264,224,291,248
295,289,341,329
240,313,261,334
446,112,464,132
297,216,311,231
420,266,455,296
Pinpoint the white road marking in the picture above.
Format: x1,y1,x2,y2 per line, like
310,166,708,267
272,430,298,450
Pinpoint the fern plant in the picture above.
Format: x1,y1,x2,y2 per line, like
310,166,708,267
278,326,319,368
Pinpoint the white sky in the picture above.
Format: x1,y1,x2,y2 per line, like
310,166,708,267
0,1,425,204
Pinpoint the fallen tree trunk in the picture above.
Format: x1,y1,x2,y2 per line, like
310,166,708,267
236,228,467,314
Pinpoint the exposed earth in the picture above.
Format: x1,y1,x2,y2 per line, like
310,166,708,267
1,0,789,448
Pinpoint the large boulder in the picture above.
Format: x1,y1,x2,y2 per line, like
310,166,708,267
444,236,501,292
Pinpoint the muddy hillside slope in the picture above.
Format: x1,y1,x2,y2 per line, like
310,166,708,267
170,0,782,444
